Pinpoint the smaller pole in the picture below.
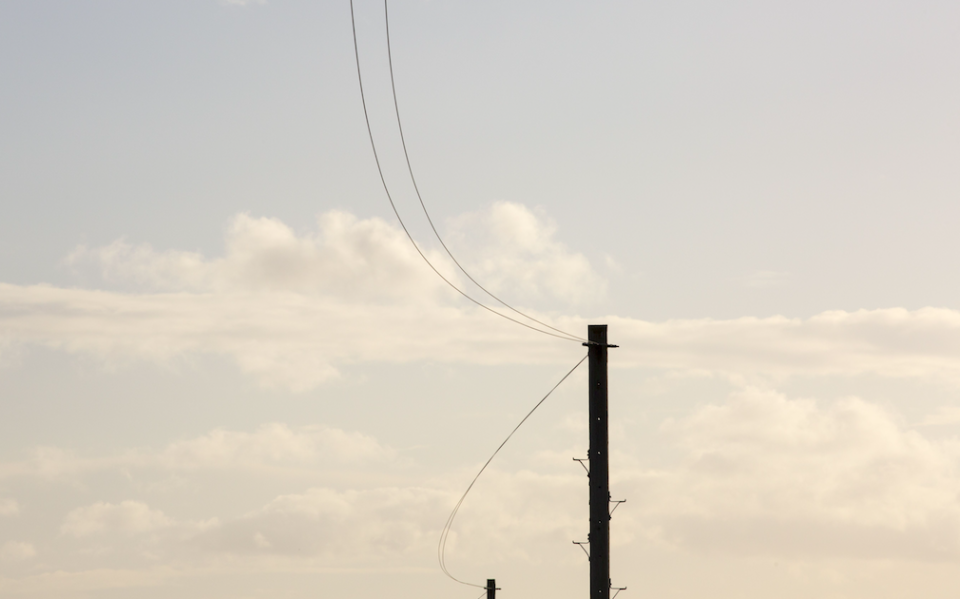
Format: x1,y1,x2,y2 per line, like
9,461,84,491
487,579,496,599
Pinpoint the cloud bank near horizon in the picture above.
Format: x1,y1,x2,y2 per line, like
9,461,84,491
1,204,959,390
5,385,960,579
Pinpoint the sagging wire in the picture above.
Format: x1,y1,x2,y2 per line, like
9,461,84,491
438,353,588,588
383,0,586,344
348,0,585,344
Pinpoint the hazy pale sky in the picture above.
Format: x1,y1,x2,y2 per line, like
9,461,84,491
3,1,960,598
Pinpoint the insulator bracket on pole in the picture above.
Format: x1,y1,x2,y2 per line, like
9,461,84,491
572,540,590,561
573,456,590,475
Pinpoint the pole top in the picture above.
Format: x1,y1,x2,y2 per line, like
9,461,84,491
585,324,618,348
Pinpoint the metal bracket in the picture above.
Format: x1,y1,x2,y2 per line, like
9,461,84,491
609,498,626,517
572,540,590,561
611,586,627,599
573,456,590,475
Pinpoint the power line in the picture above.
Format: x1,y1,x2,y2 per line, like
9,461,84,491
438,353,589,588
348,0,596,591
383,0,586,344
348,0,584,344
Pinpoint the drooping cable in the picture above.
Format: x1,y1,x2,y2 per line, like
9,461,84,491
349,0,583,343
382,0,586,344
438,353,589,588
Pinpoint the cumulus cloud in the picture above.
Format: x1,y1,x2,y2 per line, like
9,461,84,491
158,423,395,470
60,501,173,537
194,471,585,566
609,306,960,383
16,395,960,570
65,212,450,301
6,207,960,395
65,206,596,309
62,501,174,537
194,487,451,561
0,423,394,482
448,202,605,305
3,206,945,390
49,488,450,566
52,396,960,569
4,280,960,390
54,475,582,567
0,281,560,390
0,541,36,561
5,425,582,569
622,387,960,561
916,406,960,427
43,206,606,389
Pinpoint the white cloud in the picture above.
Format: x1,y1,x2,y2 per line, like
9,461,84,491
0,446,90,481
621,387,960,560
3,207,960,391
0,498,18,516
66,205,601,309
609,306,960,382
0,281,574,391
46,207,603,389
916,406,960,427
0,541,35,561
191,469,584,566
66,211,450,301
195,487,450,560
448,202,605,305
159,423,395,470
0,423,395,481
4,280,960,391
62,501,174,537
16,393,960,570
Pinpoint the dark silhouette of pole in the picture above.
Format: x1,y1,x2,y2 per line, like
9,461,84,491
587,325,610,599
486,579,497,599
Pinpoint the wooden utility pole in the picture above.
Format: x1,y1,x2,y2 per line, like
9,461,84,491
486,578,497,599
587,325,611,599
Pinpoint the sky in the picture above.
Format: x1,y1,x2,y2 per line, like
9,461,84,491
2,0,960,597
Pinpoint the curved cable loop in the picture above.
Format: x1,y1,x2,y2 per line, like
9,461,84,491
350,0,583,343
438,353,588,587
383,0,587,344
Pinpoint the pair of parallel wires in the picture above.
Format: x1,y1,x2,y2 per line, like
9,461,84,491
348,0,590,590
348,0,585,345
